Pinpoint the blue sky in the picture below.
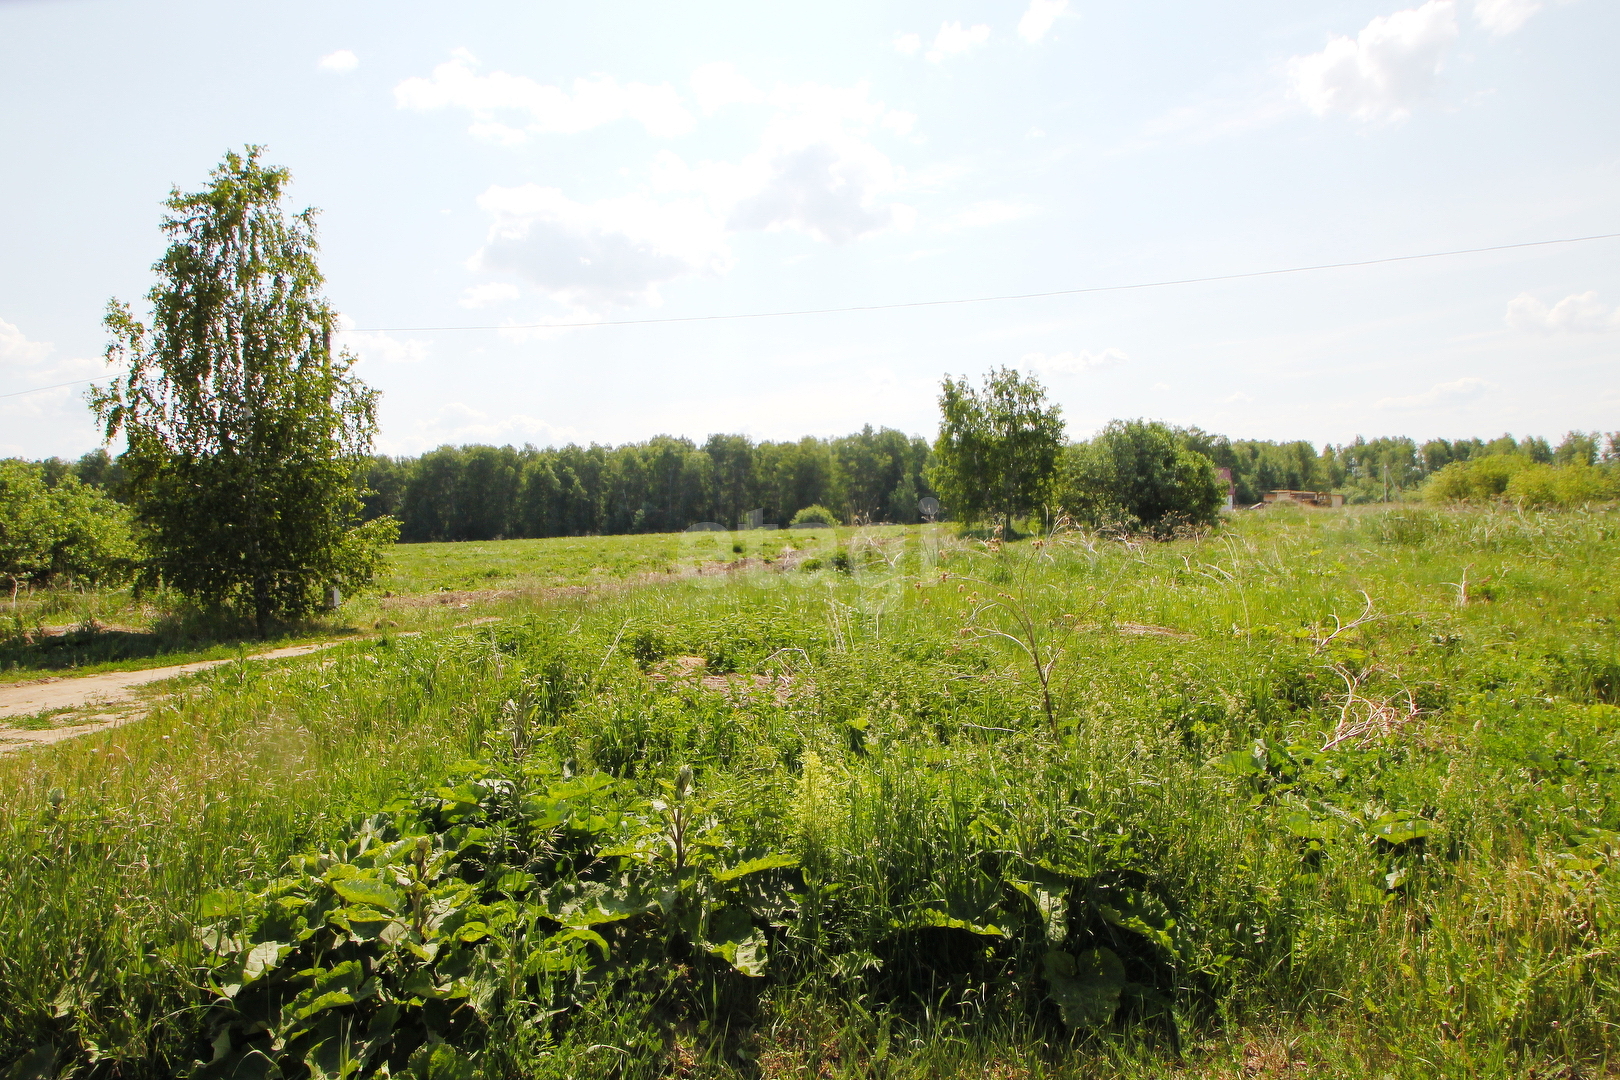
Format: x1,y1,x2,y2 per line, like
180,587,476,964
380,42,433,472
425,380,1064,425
2,0,1615,458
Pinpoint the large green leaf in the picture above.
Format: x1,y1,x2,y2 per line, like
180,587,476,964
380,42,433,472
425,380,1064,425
330,878,403,912
199,891,248,918
711,853,799,882
241,941,288,983
544,877,657,926
703,906,770,977
1042,947,1126,1030
893,908,1005,937
1368,814,1432,846
1008,879,1067,945
1097,891,1179,961
402,1043,476,1080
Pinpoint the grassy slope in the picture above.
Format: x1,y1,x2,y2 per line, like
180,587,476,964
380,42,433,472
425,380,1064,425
1,507,1618,1077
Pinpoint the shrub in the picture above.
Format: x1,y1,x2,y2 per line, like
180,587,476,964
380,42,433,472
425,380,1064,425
1058,420,1223,535
1424,456,1618,507
1506,463,1616,507
0,459,138,598
790,504,838,526
1423,455,1532,502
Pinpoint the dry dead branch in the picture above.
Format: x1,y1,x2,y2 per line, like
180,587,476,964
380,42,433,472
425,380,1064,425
1321,663,1421,751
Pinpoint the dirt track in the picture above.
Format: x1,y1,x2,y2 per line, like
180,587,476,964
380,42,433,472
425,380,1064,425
0,642,342,752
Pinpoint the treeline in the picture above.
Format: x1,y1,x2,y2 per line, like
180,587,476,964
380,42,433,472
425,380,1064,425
1188,429,1619,506
23,427,1618,549
360,427,934,542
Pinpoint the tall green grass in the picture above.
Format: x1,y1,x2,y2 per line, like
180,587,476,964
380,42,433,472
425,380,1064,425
2,507,1619,1077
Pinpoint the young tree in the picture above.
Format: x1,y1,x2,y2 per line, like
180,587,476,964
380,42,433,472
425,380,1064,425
926,367,1065,531
1059,420,1223,534
0,460,137,602
93,147,396,633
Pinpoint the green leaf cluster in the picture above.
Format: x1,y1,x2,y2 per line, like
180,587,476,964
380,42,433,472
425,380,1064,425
1059,419,1224,535
927,367,1065,529
0,458,137,598
93,147,396,632
189,760,798,1078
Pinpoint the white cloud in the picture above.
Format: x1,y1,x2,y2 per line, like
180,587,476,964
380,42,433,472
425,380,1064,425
445,79,917,312
395,50,694,141
1505,291,1620,333
332,317,431,365
657,82,917,245
1474,0,1541,34
1022,349,1127,375
471,183,732,309
1221,391,1254,404
459,282,522,308
926,22,990,63
1018,0,1068,43
1122,89,1295,151
0,317,54,367
347,334,430,365
937,200,1036,231
690,62,761,114
0,317,116,457
1375,376,1493,410
318,49,359,74
1288,1,1459,123
894,33,922,56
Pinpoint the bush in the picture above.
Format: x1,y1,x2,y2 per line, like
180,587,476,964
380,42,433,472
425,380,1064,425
1058,420,1224,535
1422,455,1532,502
1506,463,1616,507
790,504,838,526
0,459,138,598
1423,456,1618,507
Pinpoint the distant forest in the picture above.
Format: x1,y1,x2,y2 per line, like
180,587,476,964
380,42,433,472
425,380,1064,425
31,427,1615,543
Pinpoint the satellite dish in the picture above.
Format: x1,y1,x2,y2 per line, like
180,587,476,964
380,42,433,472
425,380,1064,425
917,497,941,521
686,521,728,532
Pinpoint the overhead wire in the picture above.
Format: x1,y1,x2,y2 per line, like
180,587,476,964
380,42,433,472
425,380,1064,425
4,229,1617,400
343,230,1620,333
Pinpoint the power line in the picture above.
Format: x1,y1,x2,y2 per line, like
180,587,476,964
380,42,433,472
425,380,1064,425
4,229,1616,401
0,377,103,400
343,230,1620,333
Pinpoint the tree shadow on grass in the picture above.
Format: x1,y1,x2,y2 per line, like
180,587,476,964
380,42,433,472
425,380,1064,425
0,605,360,675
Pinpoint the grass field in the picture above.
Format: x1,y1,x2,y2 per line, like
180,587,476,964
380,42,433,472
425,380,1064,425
0,525,885,683
3,506,1619,1078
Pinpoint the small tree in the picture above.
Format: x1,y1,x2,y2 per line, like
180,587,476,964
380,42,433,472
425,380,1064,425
926,367,1065,531
93,147,396,633
1059,419,1223,535
0,460,137,603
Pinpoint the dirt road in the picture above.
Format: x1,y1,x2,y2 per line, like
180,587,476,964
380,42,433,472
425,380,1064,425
0,642,342,752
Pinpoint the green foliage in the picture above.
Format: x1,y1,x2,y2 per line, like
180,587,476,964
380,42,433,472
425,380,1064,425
1424,455,1618,507
376,429,932,542
0,458,137,598
92,147,396,632
191,760,798,1078
790,504,838,526
12,507,1620,1077
1061,419,1224,533
927,367,1065,528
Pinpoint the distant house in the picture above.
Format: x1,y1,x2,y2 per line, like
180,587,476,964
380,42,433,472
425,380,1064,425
1262,489,1345,508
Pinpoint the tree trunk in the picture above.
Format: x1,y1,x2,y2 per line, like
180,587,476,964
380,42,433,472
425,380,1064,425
253,574,270,638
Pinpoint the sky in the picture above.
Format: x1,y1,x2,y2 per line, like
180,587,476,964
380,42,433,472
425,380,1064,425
1,0,1616,459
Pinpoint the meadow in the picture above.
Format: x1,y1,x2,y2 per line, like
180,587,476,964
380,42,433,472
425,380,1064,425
2,505,1619,1079
0,525,879,683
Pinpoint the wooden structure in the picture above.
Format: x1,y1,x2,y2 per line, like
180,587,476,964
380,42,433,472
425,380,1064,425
1262,489,1345,509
